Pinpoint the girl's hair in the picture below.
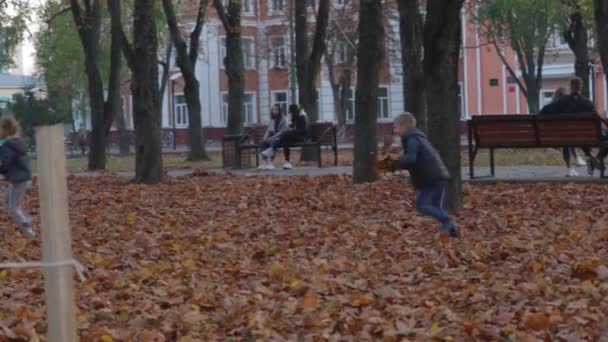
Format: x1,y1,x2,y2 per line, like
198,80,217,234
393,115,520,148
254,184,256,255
552,87,567,102
0,116,18,137
271,104,282,116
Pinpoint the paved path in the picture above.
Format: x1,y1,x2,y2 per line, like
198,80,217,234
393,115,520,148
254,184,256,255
75,164,608,183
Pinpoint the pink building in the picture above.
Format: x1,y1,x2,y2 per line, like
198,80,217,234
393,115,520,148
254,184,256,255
72,2,608,144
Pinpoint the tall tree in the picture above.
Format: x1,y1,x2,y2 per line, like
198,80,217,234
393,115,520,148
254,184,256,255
70,0,122,170
353,0,384,183
213,0,244,135
0,0,28,70
594,0,608,97
397,0,426,132
325,5,357,141
162,0,209,160
109,0,163,184
563,0,593,98
474,0,563,113
424,0,464,211
295,0,330,123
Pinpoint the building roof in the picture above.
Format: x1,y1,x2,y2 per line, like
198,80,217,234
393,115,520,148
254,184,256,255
0,73,38,88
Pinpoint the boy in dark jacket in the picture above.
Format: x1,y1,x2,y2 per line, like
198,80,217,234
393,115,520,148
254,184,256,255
392,112,459,238
0,116,35,237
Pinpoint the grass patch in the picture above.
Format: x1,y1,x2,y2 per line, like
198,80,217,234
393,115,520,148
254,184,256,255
31,147,569,173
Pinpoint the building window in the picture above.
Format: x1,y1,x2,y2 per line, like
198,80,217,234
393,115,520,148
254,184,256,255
271,37,286,68
242,38,255,69
335,42,348,64
269,0,285,13
346,88,354,122
222,0,253,15
271,91,288,116
540,89,556,108
220,37,256,70
335,0,348,7
548,31,568,50
377,86,390,119
222,92,256,125
174,94,189,128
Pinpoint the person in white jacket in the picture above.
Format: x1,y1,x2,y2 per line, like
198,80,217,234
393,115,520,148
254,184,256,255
258,104,289,169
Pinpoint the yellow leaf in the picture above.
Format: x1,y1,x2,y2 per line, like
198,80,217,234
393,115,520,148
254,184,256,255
100,335,114,342
127,213,136,224
523,313,551,331
0,270,8,279
431,322,441,330
178,337,193,342
530,260,544,272
504,324,517,334
93,254,108,267
183,259,197,269
28,330,40,342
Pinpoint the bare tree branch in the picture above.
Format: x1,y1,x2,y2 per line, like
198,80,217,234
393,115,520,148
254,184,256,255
212,0,231,31
46,6,72,24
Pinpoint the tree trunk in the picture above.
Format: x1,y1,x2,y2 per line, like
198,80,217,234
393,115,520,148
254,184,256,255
525,77,541,113
225,31,245,134
398,0,426,132
70,0,107,170
158,42,172,106
424,0,464,211
131,0,163,183
295,0,330,123
108,0,130,155
353,0,384,184
162,0,209,160
115,108,130,155
564,11,591,99
214,1,245,135
594,0,608,100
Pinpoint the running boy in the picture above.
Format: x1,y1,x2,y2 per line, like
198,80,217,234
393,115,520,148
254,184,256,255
0,116,35,237
392,112,459,238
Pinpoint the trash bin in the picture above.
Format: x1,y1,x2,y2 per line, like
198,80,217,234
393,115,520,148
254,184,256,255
222,135,253,169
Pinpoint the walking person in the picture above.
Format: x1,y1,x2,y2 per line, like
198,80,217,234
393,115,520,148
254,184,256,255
0,116,35,237
258,104,288,170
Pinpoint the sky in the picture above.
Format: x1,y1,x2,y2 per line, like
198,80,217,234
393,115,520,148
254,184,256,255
10,0,45,75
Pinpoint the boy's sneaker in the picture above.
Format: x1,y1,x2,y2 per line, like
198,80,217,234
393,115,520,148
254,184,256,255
567,167,579,177
266,163,276,170
575,156,587,167
19,225,36,238
283,162,293,170
261,148,274,159
440,221,460,238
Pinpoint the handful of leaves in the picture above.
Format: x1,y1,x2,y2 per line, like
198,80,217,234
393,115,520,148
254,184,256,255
376,135,402,173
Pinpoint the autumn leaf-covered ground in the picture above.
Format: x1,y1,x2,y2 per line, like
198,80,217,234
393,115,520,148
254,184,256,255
1,174,607,341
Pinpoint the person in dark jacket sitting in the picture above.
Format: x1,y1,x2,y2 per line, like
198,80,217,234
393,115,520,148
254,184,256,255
0,116,35,237
539,77,604,175
391,112,459,238
262,104,309,169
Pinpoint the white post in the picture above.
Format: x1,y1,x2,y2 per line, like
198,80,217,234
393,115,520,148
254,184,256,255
35,125,78,342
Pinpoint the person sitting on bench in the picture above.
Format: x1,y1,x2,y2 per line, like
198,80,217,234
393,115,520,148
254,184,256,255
258,104,288,170
261,104,309,170
539,77,604,175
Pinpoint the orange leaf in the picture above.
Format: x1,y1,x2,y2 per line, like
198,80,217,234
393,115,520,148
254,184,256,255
523,313,551,331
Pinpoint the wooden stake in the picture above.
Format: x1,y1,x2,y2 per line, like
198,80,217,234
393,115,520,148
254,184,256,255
35,125,78,342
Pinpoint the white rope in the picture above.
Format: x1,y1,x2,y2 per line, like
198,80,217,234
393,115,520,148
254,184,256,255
0,259,86,282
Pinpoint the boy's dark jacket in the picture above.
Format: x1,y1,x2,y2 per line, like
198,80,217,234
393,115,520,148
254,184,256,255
0,138,31,183
399,128,449,188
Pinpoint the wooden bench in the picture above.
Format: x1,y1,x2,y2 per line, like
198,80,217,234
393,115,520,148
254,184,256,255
235,122,338,168
467,114,608,178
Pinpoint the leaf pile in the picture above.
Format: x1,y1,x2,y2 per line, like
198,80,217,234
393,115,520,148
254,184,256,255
0,175,607,340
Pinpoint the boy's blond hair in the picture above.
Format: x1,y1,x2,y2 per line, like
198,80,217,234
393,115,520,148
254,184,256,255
394,112,417,128
0,116,18,137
